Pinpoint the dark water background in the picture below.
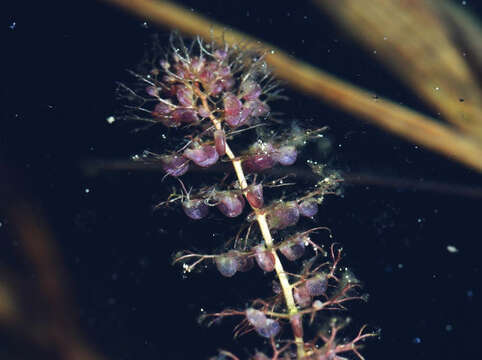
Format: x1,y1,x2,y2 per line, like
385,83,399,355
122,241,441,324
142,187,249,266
2,1,481,359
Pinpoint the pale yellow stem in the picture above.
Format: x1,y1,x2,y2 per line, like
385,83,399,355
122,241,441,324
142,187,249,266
196,89,305,358
227,150,305,358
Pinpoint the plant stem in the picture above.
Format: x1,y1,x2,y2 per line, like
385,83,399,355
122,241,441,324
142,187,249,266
195,87,306,358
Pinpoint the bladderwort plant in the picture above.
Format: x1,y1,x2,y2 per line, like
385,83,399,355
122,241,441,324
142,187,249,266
116,32,377,360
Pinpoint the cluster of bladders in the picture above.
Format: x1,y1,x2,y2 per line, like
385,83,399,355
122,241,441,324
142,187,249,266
243,270,328,339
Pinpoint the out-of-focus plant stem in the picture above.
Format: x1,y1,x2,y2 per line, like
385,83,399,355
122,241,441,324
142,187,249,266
314,0,482,138
102,0,482,173
0,159,106,360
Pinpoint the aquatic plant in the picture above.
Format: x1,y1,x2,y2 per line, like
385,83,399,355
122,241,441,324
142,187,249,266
118,33,375,360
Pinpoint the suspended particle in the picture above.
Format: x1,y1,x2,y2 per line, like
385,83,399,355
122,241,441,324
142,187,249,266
446,245,459,253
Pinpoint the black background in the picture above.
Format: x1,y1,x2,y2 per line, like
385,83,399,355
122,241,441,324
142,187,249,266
2,1,481,359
